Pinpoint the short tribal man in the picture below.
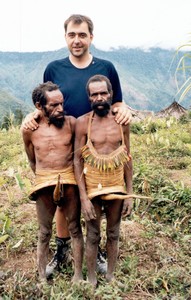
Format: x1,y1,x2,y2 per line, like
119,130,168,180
74,75,133,287
21,81,83,283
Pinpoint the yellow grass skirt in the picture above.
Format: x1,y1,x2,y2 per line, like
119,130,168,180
29,166,76,200
83,163,128,200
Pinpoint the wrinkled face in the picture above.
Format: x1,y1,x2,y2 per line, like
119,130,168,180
89,81,112,117
65,21,93,58
43,90,65,127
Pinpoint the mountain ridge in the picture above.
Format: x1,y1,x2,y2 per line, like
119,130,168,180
0,46,187,121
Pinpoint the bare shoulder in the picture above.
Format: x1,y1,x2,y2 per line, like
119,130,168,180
67,115,76,125
76,112,90,124
64,115,76,133
76,112,90,132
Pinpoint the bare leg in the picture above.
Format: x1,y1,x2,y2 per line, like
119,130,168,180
56,206,70,238
85,198,102,287
36,187,56,280
104,200,123,282
64,185,84,282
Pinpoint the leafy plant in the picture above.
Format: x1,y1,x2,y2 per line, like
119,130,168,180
0,211,11,244
173,34,191,103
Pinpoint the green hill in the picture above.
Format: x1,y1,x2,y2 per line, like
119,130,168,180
0,89,32,122
0,46,188,122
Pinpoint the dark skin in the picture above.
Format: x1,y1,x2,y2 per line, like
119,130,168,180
74,80,133,286
21,89,84,282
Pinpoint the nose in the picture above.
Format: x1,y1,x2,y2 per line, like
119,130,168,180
57,103,63,112
97,93,103,101
74,34,80,43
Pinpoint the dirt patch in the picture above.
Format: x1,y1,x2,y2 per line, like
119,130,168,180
168,169,191,187
1,249,36,276
0,191,37,277
120,220,144,239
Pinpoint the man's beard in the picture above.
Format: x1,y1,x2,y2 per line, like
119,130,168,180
91,100,112,117
49,115,65,128
44,107,65,128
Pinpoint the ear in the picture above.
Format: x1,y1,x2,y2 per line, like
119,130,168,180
35,102,43,110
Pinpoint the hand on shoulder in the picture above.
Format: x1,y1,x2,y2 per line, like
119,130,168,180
21,110,41,131
112,103,132,125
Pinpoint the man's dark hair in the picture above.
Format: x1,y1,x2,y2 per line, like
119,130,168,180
64,14,94,35
32,81,59,106
86,74,113,96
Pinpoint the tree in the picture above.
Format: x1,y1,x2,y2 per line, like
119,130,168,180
0,109,24,130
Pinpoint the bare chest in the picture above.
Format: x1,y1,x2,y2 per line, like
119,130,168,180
32,125,73,153
89,118,122,153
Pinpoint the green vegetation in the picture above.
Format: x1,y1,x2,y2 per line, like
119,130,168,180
0,109,26,130
0,90,33,124
173,34,191,103
0,115,191,299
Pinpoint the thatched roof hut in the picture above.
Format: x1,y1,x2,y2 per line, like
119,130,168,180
155,101,188,119
128,101,188,122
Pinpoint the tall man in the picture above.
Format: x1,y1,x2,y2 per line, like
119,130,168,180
21,81,83,283
22,14,132,277
74,75,133,287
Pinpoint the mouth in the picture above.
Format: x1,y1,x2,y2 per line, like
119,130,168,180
56,114,64,119
73,46,81,50
97,105,105,109
73,47,83,53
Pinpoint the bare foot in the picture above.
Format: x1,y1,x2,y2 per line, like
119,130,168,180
105,273,114,283
72,273,84,283
87,276,97,288
37,278,49,292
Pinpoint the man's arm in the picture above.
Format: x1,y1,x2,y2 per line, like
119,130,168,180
68,115,77,137
21,128,36,173
112,102,132,125
21,109,42,131
74,116,96,221
122,124,133,217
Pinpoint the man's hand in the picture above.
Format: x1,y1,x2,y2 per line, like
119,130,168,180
21,110,42,131
81,200,97,221
112,105,132,125
122,198,133,218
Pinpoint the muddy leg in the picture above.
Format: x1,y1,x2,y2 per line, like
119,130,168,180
64,185,84,282
36,188,56,280
85,199,102,287
70,233,84,282
104,200,123,282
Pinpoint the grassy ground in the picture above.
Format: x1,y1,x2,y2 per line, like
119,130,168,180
0,114,191,299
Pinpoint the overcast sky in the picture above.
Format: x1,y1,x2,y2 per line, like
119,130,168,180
1,0,191,52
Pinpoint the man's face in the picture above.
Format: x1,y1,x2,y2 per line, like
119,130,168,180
89,81,112,117
43,90,65,128
65,21,93,58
